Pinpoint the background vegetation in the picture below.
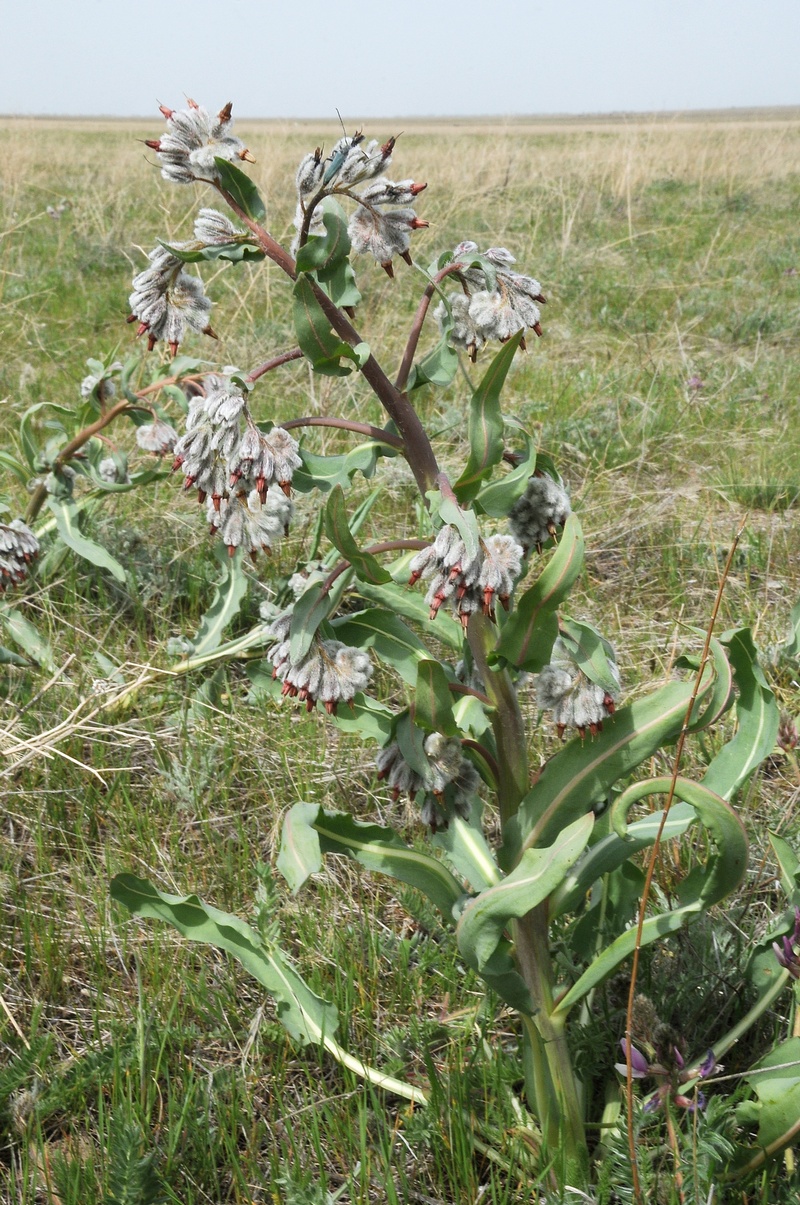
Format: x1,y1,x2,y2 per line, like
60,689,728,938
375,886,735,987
1,110,799,1203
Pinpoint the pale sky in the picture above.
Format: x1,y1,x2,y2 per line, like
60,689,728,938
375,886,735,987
1,0,798,118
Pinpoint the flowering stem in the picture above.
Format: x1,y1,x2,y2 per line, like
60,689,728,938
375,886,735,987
24,397,144,525
215,184,441,496
279,415,405,451
246,347,304,382
394,263,465,393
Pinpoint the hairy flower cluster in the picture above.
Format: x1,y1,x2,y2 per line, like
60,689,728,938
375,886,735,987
128,246,215,355
292,133,428,274
98,456,130,485
376,733,480,830
193,208,246,246
144,100,254,185
409,527,523,629
434,242,546,360
136,420,179,455
509,473,572,553
170,378,301,556
537,637,620,739
0,519,39,592
266,612,372,714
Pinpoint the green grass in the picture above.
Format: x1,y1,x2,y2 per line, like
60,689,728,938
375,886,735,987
1,113,800,1203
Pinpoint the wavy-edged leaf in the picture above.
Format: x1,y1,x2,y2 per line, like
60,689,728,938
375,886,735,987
457,815,593,972
213,157,266,222
494,513,584,671
505,667,717,859
454,334,522,502
415,659,458,736
111,873,337,1045
701,627,778,801
552,778,747,1017
0,606,55,671
191,545,248,657
293,443,380,493
324,486,391,585
295,199,351,274
47,497,126,582
475,420,537,518
558,617,619,694
160,238,264,264
331,608,430,686
277,803,464,921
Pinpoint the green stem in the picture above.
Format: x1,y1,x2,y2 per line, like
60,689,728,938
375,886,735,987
466,612,528,826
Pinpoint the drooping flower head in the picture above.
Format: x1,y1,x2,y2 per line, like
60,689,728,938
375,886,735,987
144,100,254,186
136,420,179,455
408,526,523,629
128,245,215,355
509,472,571,554
266,611,373,715
537,636,620,739
434,242,547,360
0,519,40,592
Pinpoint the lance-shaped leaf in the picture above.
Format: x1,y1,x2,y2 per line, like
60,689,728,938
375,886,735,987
505,667,718,859
415,659,458,736
111,873,337,1045
552,779,747,1018
293,276,368,377
277,803,465,921
191,545,248,658
288,573,352,663
769,832,800,905
160,238,265,265
356,579,463,652
0,606,55,671
457,815,593,972
295,199,351,274
494,513,584,672
214,157,266,222
558,617,620,695
331,608,431,686
701,627,778,801
293,444,381,494
324,486,391,585
47,497,127,583
454,334,522,503
475,420,537,518
110,873,427,1103
408,333,459,391
432,810,501,893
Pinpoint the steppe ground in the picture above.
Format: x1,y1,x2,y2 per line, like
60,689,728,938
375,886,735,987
0,109,799,1203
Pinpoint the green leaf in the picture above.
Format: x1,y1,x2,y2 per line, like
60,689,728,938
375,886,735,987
455,333,522,502
293,275,356,377
324,486,391,585
769,832,800,904
701,627,779,801
293,444,380,494
415,659,458,736
355,579,464,652
277,803,465,921
191,546,248,657
331,608,431,686
475,421,537,518
47,497,126,582
295,199,351,274
0,645,29,667
0,606,55,671
110,874,337,1046
505,665,719,858
456,815,593,972
328,692,396,744
552,778,747,1017
289,580,336,662
213,157,266,222
408,334,459,391
159,238,265,264
432,811,501,893
318,256,362,309
733,1038,800,1172
0,450,30,485
558,616,619,694
394,710,431,780
783,599,800,660
435,495,481,564
494,513,584,672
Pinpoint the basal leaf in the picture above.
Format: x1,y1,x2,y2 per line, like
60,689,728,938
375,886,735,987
455,333,522,503
494,512,584,672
